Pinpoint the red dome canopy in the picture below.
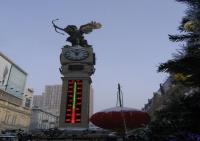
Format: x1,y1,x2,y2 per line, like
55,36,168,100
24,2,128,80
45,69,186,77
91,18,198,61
90,107,150,131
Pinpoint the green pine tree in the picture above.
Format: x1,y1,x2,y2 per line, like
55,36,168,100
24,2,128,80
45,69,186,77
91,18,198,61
158,0,200,87
149,1,200,140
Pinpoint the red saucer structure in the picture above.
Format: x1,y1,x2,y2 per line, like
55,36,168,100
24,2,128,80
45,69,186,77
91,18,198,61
90,106,150,131
90,84,150,131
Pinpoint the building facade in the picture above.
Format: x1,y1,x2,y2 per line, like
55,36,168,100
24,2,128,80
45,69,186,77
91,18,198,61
0,88,31,132
0,99,31,131
143,76,190,119
0,52,27,99
33,95,44,108
22,88,33,109
29,107,58,130
0,52,31,132
43,85,62,116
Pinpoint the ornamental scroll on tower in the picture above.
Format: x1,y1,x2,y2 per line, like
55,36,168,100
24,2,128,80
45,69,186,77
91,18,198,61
52,20,101,128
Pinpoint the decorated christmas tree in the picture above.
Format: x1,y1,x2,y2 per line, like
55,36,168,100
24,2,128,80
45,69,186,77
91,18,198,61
158,0,200,87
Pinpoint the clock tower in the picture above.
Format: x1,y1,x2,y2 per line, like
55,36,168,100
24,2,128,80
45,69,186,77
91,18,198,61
53,20,101,129
59,45,95,128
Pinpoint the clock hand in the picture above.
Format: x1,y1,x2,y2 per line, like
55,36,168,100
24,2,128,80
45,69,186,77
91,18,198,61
71,49,80,56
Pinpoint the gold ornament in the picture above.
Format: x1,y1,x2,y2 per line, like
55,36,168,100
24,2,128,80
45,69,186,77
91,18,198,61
183,21,199,32
174,73,192,81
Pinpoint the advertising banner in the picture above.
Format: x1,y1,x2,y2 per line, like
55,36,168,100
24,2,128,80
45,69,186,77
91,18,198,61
6,66,27,98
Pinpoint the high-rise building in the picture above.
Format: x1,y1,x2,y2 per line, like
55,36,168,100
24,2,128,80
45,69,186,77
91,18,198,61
33,94,44,108
43,85,62,116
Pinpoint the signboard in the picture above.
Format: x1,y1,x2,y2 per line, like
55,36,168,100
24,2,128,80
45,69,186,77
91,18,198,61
6,66,27,98
0,53,27,99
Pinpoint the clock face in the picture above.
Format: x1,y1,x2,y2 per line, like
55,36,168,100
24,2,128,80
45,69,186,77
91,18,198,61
64,48,89,61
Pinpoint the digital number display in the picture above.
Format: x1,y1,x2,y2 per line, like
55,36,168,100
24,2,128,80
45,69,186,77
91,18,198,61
65,80,82,123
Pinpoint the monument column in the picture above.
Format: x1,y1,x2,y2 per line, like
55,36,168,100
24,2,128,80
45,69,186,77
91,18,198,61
59,45,95,128
52,20,101,129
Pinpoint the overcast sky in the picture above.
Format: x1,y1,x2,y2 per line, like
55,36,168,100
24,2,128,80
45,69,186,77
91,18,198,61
0,0,186,112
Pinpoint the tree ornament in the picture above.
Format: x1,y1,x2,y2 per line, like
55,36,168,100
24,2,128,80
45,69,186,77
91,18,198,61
183,21,199,32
